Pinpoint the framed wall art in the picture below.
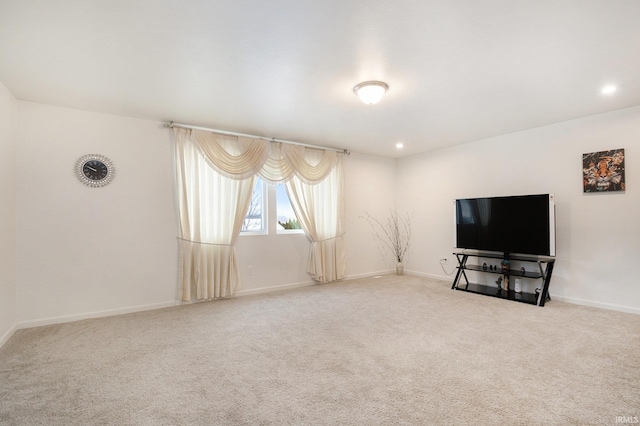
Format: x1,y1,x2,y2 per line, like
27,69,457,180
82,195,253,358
582,148,625,193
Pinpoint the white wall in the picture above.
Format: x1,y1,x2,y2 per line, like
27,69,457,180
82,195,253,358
397,106,640,313
14,102,398,326
16,102,178,326
0,81,17,346
235,182,312,295
343,152,398,274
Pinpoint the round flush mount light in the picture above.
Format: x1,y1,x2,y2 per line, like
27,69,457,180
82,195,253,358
353,81,389,105
601,85,617,95
395,142,404,149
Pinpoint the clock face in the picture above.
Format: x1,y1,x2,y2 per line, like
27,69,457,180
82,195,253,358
82,160,109,181
75,154,115,187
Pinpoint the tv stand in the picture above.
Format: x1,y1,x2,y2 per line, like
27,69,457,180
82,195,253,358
451,252,555,307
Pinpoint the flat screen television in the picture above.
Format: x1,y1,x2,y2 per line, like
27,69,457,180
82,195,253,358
454,194,555,257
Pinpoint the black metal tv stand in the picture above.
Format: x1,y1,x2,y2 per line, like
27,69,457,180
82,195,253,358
451,252,555,307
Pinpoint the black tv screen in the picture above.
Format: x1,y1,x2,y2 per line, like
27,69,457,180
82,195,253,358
454,194,555,256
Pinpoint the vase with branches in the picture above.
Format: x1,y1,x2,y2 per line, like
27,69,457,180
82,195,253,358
362,210,411,275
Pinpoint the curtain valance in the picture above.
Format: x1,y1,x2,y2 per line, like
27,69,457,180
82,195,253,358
180,128,338,184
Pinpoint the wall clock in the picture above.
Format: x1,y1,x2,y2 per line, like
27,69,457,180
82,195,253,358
75,154,115,187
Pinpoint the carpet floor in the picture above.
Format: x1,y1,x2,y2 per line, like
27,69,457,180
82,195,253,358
1,275,639,425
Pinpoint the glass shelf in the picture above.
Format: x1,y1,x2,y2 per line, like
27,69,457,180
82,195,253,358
454,283,539,305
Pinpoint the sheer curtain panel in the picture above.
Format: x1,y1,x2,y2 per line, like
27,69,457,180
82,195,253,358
285,151,346,283
174,128,255,300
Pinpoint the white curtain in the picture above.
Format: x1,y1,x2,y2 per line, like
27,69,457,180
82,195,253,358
174,128,347,301
286,151,346,283
174,129,256,300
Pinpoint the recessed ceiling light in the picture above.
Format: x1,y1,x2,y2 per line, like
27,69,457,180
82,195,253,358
601,85,617,95
395,142,404,149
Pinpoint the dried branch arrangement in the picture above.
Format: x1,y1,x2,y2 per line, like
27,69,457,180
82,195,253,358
362,210,411,263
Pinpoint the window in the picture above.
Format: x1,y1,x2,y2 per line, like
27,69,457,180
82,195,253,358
276,184,302,233
241,180,303,234
241,178,266,233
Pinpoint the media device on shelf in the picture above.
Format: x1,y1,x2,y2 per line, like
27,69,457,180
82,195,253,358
453,193,556,257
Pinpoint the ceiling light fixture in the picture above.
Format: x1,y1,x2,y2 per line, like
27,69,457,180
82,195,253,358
601,85,617,95
395,142,404,149
353,81,389,105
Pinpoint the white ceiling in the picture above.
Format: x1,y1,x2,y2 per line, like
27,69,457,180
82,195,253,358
1,1,639,158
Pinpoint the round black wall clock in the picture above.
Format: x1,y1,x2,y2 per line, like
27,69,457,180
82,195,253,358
75,154,115,187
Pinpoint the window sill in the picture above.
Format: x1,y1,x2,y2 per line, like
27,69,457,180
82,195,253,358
277,229,305,235
240,231,268,236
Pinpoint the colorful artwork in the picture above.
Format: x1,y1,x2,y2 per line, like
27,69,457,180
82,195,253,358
583,148,625,192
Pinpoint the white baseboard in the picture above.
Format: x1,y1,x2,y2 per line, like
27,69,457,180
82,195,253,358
235,270,406,297
405,269,452,283
0,323,18,349
346,270,394,280
235,280,317,297
551,295,640,315
17,301,178,330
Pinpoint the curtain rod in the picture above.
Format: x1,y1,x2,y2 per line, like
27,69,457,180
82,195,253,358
166,121,350,155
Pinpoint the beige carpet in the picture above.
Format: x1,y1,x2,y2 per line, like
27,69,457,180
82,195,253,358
1,275,639,425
